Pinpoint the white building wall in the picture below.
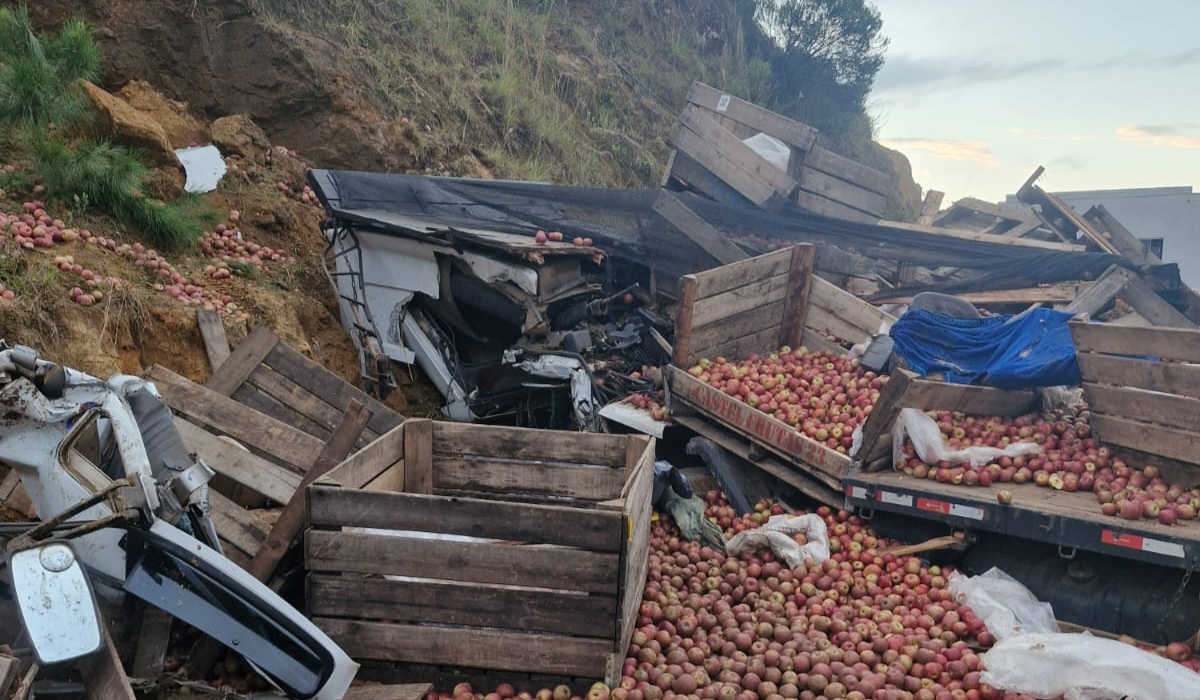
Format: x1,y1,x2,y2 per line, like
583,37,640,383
1003,186,1200,287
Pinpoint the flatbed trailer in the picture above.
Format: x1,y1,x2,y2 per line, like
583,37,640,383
666,246,1200,574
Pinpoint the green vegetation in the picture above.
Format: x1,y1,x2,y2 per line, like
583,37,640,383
0,6,208,249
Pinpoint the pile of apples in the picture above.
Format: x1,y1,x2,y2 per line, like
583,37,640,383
895,407,1200,525
199,222,296,276
2,200,87,249
687,348,886,453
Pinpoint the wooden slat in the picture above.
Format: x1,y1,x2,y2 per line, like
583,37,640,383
81,613,136,700
264,342,404,437
1066,264,1134,317
692,327,784,369
780,245,816,351
208,489,269,560
432,457,626,501
1084,383,1200,433
308,487,623,551
794,189,878,223
247,365,377,440
690,274,788,327
916,190,945,225
668,150,756,208
880,220,1085,252
403,418,434,495
667,367,851,478
689,298,782,348
1084,203,1158,264
1069,322,1200,363
614,438,654,657
1091,414,1200,467
196,309,231,373
876,281,1090,306
809,275,895,340
1115,273,1197,329
801,328,850,355
815,246,879,279
676,105,798,208
1077,354,1200,400
132,608,174,678
803,144,891,196
247,401,371,584
146,365,324,471
432,422,628,467
897,379,1039,416
175,418,302,504
0,655,18,697
653,190,748,265
798,168,886,217
306,530,619,593
322,423,407,489
316,619,613,677
308,575,616,639
231,381,331,442
673,274,699,367
685,81,817,150
691,247,794,298
206,324,277,396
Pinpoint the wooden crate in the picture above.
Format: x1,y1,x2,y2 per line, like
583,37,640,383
1070,322,1200,480
667,82,891,222
305,419,655,684
667,245,897,485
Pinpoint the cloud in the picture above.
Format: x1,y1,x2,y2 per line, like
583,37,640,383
1049,155,1088,171
879,137,998,165
1008,128,1052,141
1116,124,1200,149
875,54,1060,93
876,50,1200,95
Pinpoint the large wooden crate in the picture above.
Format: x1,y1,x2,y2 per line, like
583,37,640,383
667,245,896,486
304,419,655,684
1070,322,1200,479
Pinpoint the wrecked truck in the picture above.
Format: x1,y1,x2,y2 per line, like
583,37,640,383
309,170,672,431
0,341,357,699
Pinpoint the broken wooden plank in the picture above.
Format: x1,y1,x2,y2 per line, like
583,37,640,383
1114,272,1197,328
196,309,231,373
246,400,371,584
175,418,302,504
686,81,818,150
880,220,1085,252
794,189,878,223
1066,265,1135,317
877,532,966,557
80,612,137,700
0,469,36,519
653,190,749,265
205,324,277,397
916,190,945,225
779,244,816,352
876,281,1091,306
668,149,756,208
0,654,19,697
132,608,174,679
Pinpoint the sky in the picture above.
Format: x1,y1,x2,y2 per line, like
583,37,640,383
868,0,1200,204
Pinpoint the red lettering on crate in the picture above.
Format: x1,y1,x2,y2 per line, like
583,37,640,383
916,497,951,515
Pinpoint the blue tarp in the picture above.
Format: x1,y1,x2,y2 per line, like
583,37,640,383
889,307,1081,390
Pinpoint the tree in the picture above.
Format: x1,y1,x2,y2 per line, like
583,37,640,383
756,0,887,106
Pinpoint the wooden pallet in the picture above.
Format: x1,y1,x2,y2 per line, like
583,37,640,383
306,420,655,684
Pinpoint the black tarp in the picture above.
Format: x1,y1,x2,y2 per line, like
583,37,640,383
308,170,1179,297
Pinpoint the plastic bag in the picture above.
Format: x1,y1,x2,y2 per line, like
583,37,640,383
893,407,1043,468
1041,385,1085,414
742,133,791,173
980,632,1200,700
947,567,1057,640
725,513,829,568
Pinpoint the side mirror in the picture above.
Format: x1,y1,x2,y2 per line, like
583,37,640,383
9,542,103,664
